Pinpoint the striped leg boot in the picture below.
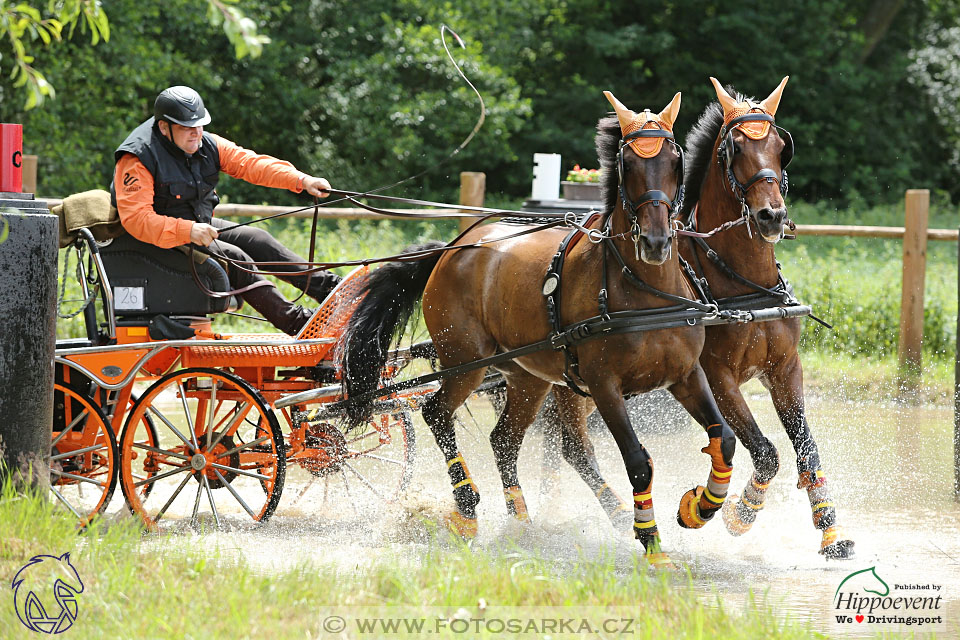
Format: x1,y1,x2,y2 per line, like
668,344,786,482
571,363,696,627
595,482,634,530
677,437,732,529
634,489,672,568
503,485,530,522
445,453,480,539
799,469,855,558
722,473,770,536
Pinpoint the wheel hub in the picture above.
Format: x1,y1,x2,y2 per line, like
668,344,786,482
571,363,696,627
301,423,348,477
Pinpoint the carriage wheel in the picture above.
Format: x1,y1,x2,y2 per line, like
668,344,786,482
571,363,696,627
287,408,415,513
50,384,118,526
118,368,285,530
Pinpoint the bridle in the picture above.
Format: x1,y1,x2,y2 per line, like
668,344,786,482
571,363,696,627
716,111,793,205
616,124,685,257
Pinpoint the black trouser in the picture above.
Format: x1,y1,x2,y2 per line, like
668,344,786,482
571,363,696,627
198,218,341,335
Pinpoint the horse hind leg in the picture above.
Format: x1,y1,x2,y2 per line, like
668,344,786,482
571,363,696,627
668,366,737,530
552,386,633,531
769,358,855,559
488,370,552,523
421,367,490,539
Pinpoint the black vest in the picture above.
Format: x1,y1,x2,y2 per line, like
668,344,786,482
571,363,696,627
110,117,221,224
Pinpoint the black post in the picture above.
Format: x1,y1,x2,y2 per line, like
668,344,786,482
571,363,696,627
955,232,960,499
0,193,56,487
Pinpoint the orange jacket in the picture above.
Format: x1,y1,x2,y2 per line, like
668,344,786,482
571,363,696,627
114,134,308,248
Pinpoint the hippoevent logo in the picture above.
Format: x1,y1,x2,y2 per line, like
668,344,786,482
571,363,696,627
11,553,84,634
833,566,944,630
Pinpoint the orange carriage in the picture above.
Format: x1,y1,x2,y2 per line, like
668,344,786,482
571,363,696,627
51,229,433,528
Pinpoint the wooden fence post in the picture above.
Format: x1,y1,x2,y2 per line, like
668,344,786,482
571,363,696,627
898,189,929,382
459,172,485,233
22,154,37,193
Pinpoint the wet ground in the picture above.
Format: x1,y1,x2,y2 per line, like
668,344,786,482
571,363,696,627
105,383,960,637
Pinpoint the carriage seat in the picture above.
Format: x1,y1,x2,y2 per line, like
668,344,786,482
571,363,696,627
98,234,239,320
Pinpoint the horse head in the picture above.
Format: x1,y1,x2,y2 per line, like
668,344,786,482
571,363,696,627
603,90,684,265
709,76,793,243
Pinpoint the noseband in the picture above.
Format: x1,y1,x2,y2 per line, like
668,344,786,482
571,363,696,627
716,112,793,203
617,127,685,252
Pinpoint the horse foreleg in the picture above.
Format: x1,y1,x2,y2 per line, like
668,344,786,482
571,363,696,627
488,371,551,522
588,381,669,566
669,365,737,530
768,356,855,559
552,387,632,531
707,369,780,536
421,369,489,538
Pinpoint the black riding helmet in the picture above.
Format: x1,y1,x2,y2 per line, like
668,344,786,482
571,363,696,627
154,86,211,128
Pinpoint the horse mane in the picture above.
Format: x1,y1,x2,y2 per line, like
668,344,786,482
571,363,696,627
680,87,751,221
595,114,622,215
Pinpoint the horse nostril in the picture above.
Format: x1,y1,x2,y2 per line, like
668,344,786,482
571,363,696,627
757,208,774,222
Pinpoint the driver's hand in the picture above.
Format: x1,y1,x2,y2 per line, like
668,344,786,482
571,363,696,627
189,222,219,247
301,175,331,198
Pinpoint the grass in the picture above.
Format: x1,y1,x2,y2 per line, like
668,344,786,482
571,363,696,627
0,482,828,639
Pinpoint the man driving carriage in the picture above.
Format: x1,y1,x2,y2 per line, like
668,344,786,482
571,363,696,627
110,85,341,335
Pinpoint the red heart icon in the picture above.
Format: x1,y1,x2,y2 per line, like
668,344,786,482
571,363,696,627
855,615,864,623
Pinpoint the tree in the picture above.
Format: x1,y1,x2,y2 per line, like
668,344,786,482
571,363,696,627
0,0,267,109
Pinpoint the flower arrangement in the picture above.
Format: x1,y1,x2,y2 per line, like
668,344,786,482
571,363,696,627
564,164,602,183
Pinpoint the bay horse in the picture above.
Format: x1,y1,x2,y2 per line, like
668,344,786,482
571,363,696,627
339,91,739,562
677,77,855,558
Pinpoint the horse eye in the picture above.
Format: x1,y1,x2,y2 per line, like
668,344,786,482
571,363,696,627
733,142,742,155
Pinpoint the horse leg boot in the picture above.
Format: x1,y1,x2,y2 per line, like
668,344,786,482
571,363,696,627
421,371,488,539
488,373,551,523
706,376,781,536
588,382,670,566
769,358,854,558
552,387,632,531
669,367,737,529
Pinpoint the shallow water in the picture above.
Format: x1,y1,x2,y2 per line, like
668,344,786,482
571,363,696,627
108,386,960,637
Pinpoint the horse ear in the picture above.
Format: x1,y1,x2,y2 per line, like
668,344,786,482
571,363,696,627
604,90,637,134
709,77,739,118
760,76,789,115
658,92,681,129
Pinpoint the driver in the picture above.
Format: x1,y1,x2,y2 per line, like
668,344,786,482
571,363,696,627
110,85,341,335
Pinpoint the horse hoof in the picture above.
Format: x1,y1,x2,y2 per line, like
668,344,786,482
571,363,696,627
820,526,855,559
446,511,479,539
640,536,675,570
676,486,707,529
721,496,753,537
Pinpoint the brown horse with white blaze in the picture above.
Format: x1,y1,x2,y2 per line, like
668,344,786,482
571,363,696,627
339,91,738,561
677,76,855,558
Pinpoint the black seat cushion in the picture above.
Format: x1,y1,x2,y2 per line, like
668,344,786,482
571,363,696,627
98,234,235,318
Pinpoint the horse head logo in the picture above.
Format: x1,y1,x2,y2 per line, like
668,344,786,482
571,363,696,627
11,552,84,634
835,566,890,602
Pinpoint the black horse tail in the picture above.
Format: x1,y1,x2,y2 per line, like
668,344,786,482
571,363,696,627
338,241,446,426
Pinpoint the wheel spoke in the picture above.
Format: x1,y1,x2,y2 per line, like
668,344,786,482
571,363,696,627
206,378,218,449
132,442,191,461
50,469,106,488
50,443,106,461
178,381,199,449
209,402,254,451
191,479,203,523
343,462,388,501
346,451,402,466
340,467,358,516
208,462,270,481
51,408,90,448
50,486,83,518
134,464,191,488
213,468,257,519
147,405,196,452
217,435,270,459
202,474,220,528
344,430,376,445
155,471,194,523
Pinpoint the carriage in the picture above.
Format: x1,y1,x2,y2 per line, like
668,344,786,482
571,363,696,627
50,228,433,528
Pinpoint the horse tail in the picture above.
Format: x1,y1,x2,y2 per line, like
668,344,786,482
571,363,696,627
339,241,446,425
